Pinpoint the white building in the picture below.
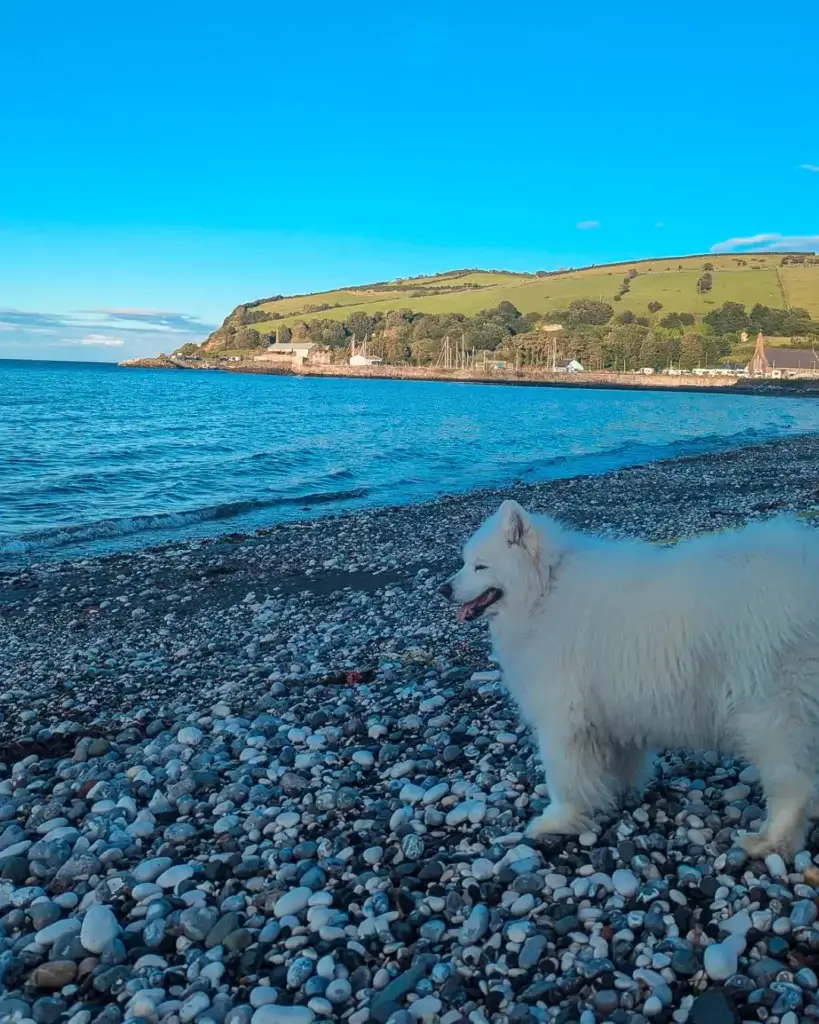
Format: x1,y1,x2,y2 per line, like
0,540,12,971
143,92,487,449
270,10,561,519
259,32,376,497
350,353,383,367
554,359,584,373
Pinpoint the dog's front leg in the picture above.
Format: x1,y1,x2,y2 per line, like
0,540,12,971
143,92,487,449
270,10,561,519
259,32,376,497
525,727,619,839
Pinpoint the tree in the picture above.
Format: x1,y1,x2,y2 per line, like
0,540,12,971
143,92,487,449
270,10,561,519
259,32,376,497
703,301,750,334
639,332,664,369
565,298,614,326
703,262,714,271
647,301,663,314
697,272,713,294
346,311,374,341
233,326,264,349
616,310,637,324
603,324,646,370
680,332,704,369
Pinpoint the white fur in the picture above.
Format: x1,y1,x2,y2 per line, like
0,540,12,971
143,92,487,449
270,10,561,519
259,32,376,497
445,500,819,857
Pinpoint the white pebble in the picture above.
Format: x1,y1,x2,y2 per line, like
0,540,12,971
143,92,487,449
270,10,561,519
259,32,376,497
177,726,203,746
274,886,313,918
612,869,639,897
80,904,121,954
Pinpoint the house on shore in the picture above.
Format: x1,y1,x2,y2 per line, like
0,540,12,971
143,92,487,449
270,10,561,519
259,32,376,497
747,333,819,378
554,359,584,373
350,353,383,367
254,343,331,368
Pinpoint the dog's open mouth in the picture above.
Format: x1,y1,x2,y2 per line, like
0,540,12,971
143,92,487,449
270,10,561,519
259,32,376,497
457,587,503,623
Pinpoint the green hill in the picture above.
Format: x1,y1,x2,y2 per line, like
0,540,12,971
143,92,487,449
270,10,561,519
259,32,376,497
188,252,819,371
224,254,819,334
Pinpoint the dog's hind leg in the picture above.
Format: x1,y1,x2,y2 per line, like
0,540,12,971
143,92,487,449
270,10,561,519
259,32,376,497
736,712,815,859
526,726,620,839
611,745,657,804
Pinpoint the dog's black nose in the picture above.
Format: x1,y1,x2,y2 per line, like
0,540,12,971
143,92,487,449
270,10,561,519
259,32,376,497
438,581,453,600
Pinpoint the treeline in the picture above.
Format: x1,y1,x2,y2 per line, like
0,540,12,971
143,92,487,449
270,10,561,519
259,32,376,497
189,297,818,372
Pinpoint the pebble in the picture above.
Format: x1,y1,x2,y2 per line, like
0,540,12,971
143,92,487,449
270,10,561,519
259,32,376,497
252,1008,315,1024
612,868,639,897
274,886,313,918
79,905,120,954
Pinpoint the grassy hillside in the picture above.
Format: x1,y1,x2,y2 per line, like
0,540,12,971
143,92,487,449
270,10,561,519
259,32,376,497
240,254,819,335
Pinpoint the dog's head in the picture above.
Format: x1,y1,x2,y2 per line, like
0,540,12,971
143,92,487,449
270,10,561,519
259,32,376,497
440,499,546,623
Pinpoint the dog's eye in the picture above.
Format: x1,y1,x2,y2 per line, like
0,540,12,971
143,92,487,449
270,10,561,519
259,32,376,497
474,564,488,571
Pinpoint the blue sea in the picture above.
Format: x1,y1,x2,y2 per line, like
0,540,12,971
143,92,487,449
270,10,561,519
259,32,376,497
3,359,819,566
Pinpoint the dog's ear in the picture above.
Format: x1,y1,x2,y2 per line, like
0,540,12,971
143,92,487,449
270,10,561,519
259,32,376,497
498,500,536,553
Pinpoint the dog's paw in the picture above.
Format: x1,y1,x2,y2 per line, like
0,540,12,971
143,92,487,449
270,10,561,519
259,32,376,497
524,807,585,839
738,832,774,858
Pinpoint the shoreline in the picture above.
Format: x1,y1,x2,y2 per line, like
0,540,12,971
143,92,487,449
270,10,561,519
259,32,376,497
120,356,819,398
3,435,819,1022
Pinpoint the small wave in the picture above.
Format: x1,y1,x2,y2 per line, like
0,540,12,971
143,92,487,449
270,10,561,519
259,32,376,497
0,487,370,556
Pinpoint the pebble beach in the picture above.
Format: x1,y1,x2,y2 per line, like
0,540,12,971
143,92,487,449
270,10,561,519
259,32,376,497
4,434,819,1024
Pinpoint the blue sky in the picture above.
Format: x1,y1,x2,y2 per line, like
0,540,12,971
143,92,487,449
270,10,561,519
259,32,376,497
1,0,817,360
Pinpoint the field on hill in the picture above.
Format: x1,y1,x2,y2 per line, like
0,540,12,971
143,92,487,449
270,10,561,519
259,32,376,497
243,254,819,335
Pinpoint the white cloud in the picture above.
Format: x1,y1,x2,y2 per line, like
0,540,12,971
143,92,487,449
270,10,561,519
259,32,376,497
710,233,819,254
76,335,125,347
576,220,600,230
799,164,819,172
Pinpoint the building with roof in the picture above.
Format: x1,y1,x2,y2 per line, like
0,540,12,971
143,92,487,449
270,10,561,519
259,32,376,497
747,333,819,377
254,343,331,368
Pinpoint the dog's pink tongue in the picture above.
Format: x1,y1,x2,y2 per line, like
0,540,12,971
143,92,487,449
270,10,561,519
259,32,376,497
457,600,476,623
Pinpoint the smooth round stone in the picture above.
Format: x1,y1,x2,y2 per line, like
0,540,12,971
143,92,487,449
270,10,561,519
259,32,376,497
362,846,383,865
315,955,335,980
399,784,425,804
459,904,489,943
419,920,446,943
29,901,61,931
612,869,639,898
422,784,449,805
791,900,817,928
401,834,424,860
177,726,203,746
132,883,162,901
180,992,211,1022
704,939,740,981
164,823,198,844
80,905,121,954
511,893,535,917
325,979,352,1005
352,751,374,768
29,961,77,989
445,799,486,827
252,1008,315,1024
287,956,314,988
765,853,788,879
471,858,494,881
408,996,442,1019
274,886,312,918
250,987,279,1008
276,811,300,829
795,967,819,990
35,918,81,946
156,864,194,889
519,934,547,970
643,996,663,1017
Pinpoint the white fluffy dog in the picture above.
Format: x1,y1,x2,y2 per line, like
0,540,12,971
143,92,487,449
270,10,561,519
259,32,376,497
441,500,819,857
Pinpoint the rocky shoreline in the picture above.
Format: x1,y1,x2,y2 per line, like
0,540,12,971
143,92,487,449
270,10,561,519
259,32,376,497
4,435,819,1024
